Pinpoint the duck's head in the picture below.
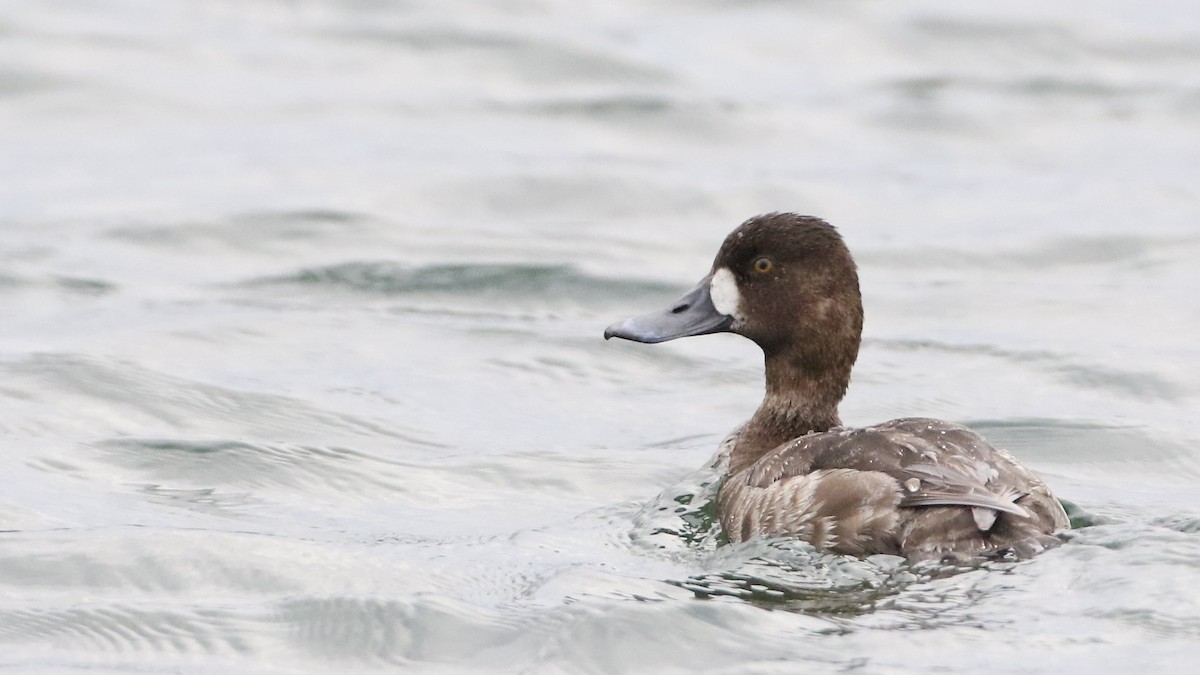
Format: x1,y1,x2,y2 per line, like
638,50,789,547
605,213,863,372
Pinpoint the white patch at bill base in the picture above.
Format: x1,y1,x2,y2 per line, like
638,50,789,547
709,267,742,318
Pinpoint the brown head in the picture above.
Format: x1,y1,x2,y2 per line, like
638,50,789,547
605,213,864,465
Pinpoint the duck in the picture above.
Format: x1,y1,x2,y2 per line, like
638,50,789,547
605,213,1069,561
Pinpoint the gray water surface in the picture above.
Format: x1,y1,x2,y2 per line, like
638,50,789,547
2,1,1199,673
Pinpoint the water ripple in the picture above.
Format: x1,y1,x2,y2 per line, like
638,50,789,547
1,354,436,446
275,595,528,667
0,604,251,656
870,337,1186,402
247,261,675,301
318,27,672,85
94,438,426,504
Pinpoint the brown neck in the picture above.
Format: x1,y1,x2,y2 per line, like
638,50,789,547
729,351,850,474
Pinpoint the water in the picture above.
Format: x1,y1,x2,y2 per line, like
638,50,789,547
2,1,1199,672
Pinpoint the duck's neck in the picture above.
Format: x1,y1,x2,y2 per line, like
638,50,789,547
729,351,849,475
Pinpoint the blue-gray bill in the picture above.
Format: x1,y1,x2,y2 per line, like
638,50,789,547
604,275,733,343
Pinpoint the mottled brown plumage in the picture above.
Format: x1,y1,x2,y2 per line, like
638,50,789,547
606,213,1069,561
719,418,1067,559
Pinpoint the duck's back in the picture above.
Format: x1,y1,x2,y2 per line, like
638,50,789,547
717,418,1068,561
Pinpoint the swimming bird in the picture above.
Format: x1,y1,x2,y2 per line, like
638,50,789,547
605,213,1068,561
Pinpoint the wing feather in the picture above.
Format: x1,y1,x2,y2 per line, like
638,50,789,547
724,417,1064,553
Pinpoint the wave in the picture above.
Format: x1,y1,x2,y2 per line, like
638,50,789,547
248,261,676,302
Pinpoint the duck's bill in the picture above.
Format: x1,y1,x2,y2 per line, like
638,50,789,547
604,275,734,343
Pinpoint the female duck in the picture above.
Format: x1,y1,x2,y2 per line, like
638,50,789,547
605,213,1068,561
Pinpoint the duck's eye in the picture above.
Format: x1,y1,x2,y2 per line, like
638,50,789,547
753,257,774,273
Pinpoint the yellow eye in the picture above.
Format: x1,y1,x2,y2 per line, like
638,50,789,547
753,257,773,273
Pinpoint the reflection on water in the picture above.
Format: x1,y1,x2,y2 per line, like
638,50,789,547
1,0,1199,672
